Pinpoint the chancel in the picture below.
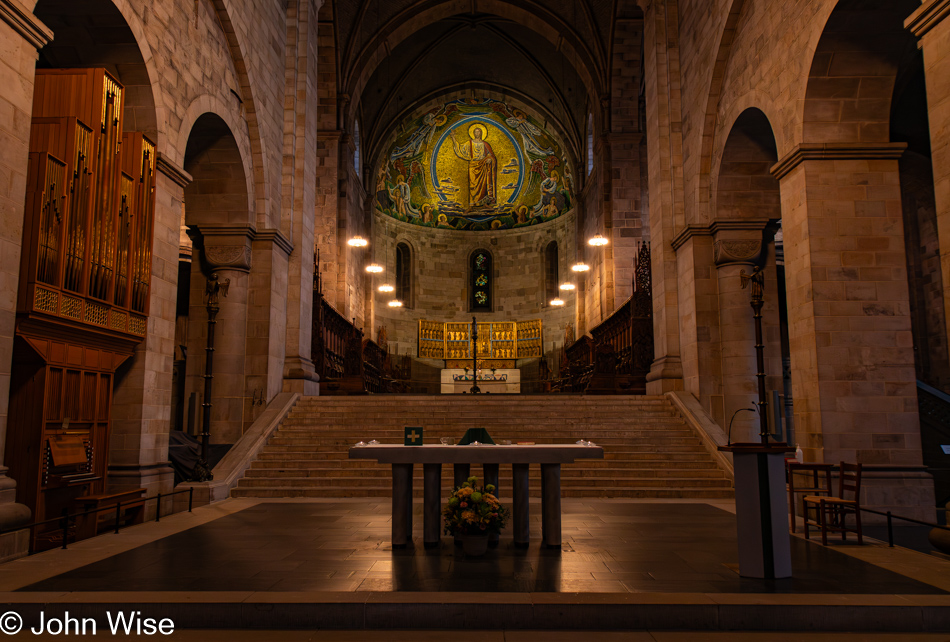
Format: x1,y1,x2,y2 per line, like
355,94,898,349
0,0,947,637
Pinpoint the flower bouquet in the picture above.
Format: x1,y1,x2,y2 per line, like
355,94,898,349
443,476,510,555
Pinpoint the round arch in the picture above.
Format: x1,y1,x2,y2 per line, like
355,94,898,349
183,113,253,228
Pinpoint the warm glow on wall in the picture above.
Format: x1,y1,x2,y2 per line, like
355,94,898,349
550,298,565,306
378,284,394,293
347,236,368,247
388,300,403,308
559,283,576,291
571,262,590,272
588,234,609,247
366,263,384,273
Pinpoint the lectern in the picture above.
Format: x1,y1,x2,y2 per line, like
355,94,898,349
719,443,794,579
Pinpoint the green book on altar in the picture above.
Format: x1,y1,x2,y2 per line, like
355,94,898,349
459,427,495,445
404,426,423,446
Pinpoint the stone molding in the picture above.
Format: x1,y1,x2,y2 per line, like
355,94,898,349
0,0,51,50
771,143,907,180
254,229,294,257
906,0,950,39
670,219,771,251
156,153,193,188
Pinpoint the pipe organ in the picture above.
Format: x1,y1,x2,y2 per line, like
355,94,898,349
7,69,155,549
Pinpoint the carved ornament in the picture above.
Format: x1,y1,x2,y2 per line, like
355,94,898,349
714,239,763,267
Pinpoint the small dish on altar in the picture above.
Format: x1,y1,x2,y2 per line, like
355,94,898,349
368,439,379,445
439,437,455,445
354,441,366,448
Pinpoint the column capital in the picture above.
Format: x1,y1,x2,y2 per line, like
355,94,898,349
0,0,52,50
906,0,950,39
196,225,256,272
771,142,906,180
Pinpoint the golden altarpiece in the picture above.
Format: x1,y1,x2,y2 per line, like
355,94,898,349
7,69,156,548
418,320,542,369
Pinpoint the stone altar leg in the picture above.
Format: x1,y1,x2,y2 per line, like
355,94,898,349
484,463,500,547
392,463,413,548
541,463,561,548
423,463,441,549
512,463,530,548
453,464,471,488
452,464,470,546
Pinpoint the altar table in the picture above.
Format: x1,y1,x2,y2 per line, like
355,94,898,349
348,444,604,548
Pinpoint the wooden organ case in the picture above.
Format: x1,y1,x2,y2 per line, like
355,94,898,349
7,69,155,549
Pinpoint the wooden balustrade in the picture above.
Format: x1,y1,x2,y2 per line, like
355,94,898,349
554,243,654,394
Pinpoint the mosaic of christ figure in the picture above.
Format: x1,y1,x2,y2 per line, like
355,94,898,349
451,122,496,207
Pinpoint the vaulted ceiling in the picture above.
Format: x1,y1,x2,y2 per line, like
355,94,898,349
326,0,641,172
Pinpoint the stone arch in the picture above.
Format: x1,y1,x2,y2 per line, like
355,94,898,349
801,0,920,145
183,113,253,227
177,97,256,215
34,0,163,145
714,108,781,224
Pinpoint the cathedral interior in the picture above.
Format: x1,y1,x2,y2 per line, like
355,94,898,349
0,0,948,636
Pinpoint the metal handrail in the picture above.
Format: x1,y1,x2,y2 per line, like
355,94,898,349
0,487,194,554
857,505,949,548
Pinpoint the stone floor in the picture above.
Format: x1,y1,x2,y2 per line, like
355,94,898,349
14,501,945,595
0,498,947,638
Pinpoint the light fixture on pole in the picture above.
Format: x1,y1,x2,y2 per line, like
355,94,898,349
559,283,576,291
347,236,368,247
378,284,394,293
571,262,590,272
366,263,384,273
588,234,609,247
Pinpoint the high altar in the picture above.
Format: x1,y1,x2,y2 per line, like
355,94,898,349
418,320,541,394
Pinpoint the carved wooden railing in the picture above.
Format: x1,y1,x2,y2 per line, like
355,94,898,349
555,242,654,394
311,258,410,394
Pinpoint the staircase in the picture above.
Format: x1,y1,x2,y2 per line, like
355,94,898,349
231,395,734,499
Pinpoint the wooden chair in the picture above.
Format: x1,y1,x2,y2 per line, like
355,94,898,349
786,462,833,533
803,462,863,545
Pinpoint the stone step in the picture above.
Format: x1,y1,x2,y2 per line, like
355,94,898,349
234,476,733,489
248,458,722,470
266,434,697,446
242,467,729,480
230,486,736,499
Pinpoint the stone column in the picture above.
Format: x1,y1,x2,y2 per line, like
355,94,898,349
713,229,766,445
641,0,685,393
773,143,933,519
907,1,950,369
0,2,51,558
195,226,253,445
108,155,190,510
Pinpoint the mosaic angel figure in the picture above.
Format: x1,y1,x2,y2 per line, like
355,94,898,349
505,110,553,157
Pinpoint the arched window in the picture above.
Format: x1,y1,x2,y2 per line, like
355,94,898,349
396,242,411,307
471,249,492,311
586,112,594,176
544,241,559,302
353,119,361,175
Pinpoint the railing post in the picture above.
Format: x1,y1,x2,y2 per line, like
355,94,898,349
887,511,894,547
114,501,122,534
155,492,162,522
60,511,68,550
188,487,194,512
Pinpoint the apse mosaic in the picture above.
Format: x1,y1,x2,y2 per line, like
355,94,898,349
375,99,574,231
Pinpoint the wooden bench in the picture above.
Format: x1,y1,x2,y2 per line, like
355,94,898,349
70,488,147,540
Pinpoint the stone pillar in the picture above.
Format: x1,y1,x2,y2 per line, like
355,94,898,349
907,1,950,371
281,0,320,396
108,155,190,508
641,0,685,393
713,230,766,444
773,143,933,518
195,226,253,445
0,0,51,558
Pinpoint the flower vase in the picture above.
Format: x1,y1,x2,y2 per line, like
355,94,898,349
463,532,489,557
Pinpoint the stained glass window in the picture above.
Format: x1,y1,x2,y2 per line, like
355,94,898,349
471,250,492,311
